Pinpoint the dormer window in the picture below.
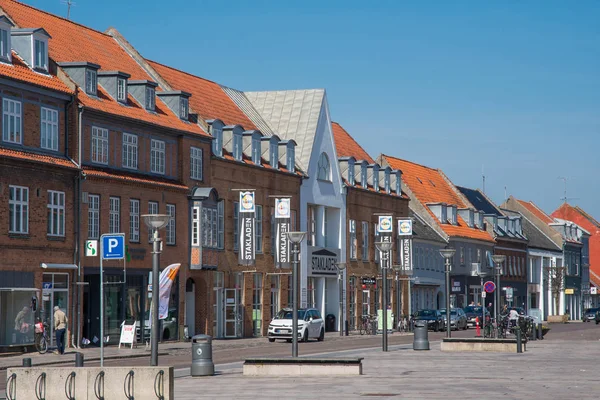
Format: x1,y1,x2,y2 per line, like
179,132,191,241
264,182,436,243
180,97,189,119
347,160,355,185
361,164,368,189
395,171,402,195
145,86,155,111
117,78,127,102
373,165,380,191
286,145,295,172
85,69,97,95
211,124,223,157
233,131,243,161
0,27,10,62
451,206,457,225
252,135,261,164
34,38,47,71
270,141,278,169
384,170,391,194
441,204,448,223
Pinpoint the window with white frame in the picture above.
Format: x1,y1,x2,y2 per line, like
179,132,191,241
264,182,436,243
252,136,261,164
202,206,218,248
270,141,278,169
88,195,99,239
34,39,47,70
129,199,140,242
9,185,28,234
122,133,138,170
148,201,158,242
233,202,239,251
145,87,155,111
117,78,127,102
307,205,316,246
217,200,224,249
385,172,391,193
47,190,65,236
361,221,369,261
150,139,165,174
349,220,357,260
317,152,330,181
85,69,97,95
0,28,9,60
166,204,176,245
286,145,295,172
109,197,120,233
348,162,355,185
190,147,203,180
180,97,188,119
40,107,58,151
191,206,200,246
255,205,263,253
361,165,368,188
212,126,223,156
395,172,401,195
91,126,109,164
3,98,22,144
373,167,379,191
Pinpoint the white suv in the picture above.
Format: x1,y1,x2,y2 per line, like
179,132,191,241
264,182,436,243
268,308,325,343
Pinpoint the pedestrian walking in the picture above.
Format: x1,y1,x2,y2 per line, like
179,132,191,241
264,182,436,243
54,306,68,355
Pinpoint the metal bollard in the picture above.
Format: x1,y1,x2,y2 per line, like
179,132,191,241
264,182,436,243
537,323,543,340
371,320,377,335
345,320,349,336
75,352,85,367
22,357,32,367
516,327,523,353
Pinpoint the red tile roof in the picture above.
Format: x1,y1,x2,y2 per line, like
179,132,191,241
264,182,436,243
518,200,554,224
0,0,207,137
0,146,77,169
331,122,374,163
84,167,188,191
0,51,73,94
382,154,494,242
147,60,258,129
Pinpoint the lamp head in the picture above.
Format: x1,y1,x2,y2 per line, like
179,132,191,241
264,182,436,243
492,255,507,264
287,231,306,244
439,248,456,260
336,262,347,271
375,240,393,252
141,214,170,230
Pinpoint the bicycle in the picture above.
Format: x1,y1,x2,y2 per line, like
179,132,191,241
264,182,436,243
359,315,377,335
34,321,49,354
483,316,496,338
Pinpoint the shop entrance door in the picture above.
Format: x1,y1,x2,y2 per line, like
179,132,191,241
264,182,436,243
224,289,240,338
42,273,69,347
213,288,224,338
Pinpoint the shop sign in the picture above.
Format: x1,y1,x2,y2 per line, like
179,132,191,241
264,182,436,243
565,288,574,295
397,219,413,236
450,277,463,293
274,198,290,268
118,321,137,349
238,191,256,266
400,238,413,273
85,240,98,257
308,246,339,277
362,277,376,285
378,216,393,233
591,287,597,295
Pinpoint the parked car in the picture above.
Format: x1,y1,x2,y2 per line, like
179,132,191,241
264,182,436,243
440,308,468,331
268,308,325,343
595,310,600,325
463,306,490,327
413,309,445,332
135,308,178,342
583,308,599,322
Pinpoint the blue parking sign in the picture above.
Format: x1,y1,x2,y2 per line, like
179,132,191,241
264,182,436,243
101,234,125,260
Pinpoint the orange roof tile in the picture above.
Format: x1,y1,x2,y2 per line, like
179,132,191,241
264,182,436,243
383,154,494,242
84,167,188,191
0,0,207,137
518,200,554,224
331,122,374,163
0,146,77,169
0,51,73,94
147,60,258,129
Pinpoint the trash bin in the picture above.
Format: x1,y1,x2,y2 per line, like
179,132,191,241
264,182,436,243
326,314,336,332
413,324,430,350
191,334,214,376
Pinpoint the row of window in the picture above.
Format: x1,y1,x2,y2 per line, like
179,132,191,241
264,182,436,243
87,195,176,245
91,127,203,179
2,98,59,150
8,185,65,236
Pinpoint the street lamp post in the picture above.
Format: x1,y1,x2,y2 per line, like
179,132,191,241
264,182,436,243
336,262,347,337
478,268,488,337
492,255,506,323
287,231,306,358
439,248,456,339
375,240,393,352
142,214,170,367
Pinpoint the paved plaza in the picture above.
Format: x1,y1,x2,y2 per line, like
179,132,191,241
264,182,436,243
176,339,600,399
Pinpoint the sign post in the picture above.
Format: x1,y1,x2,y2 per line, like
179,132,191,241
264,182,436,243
100,233,125,366
397,219,413,316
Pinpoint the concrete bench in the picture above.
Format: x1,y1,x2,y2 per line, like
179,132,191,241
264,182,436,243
243,357,363,376
441,338,526,353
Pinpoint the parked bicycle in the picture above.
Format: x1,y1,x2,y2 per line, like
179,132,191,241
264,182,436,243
397,315,410,333
359,314,377,335
34,320,49,354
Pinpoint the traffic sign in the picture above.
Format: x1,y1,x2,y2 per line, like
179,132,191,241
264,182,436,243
506,287,513,300
482,292,487,298
101,234,125,260
85,240,98,257
484,281,496,293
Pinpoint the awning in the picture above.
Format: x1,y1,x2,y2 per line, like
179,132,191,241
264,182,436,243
40,263,78,270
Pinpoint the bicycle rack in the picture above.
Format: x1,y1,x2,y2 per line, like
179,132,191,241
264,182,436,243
124,370,135,400
6,372,16,400
153,370,165,400
35,372,46,400
64,371,76,400
93,371,105,400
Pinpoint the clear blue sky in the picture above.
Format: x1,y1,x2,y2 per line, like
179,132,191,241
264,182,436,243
28,0,600,219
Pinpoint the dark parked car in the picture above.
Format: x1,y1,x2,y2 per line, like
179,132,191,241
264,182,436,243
583,308,599,322
440,308,468,331
463,306,490,327
595,310,600,325
413,309,445,332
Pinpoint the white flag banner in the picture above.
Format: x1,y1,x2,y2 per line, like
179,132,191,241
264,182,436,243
158,263,181,320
